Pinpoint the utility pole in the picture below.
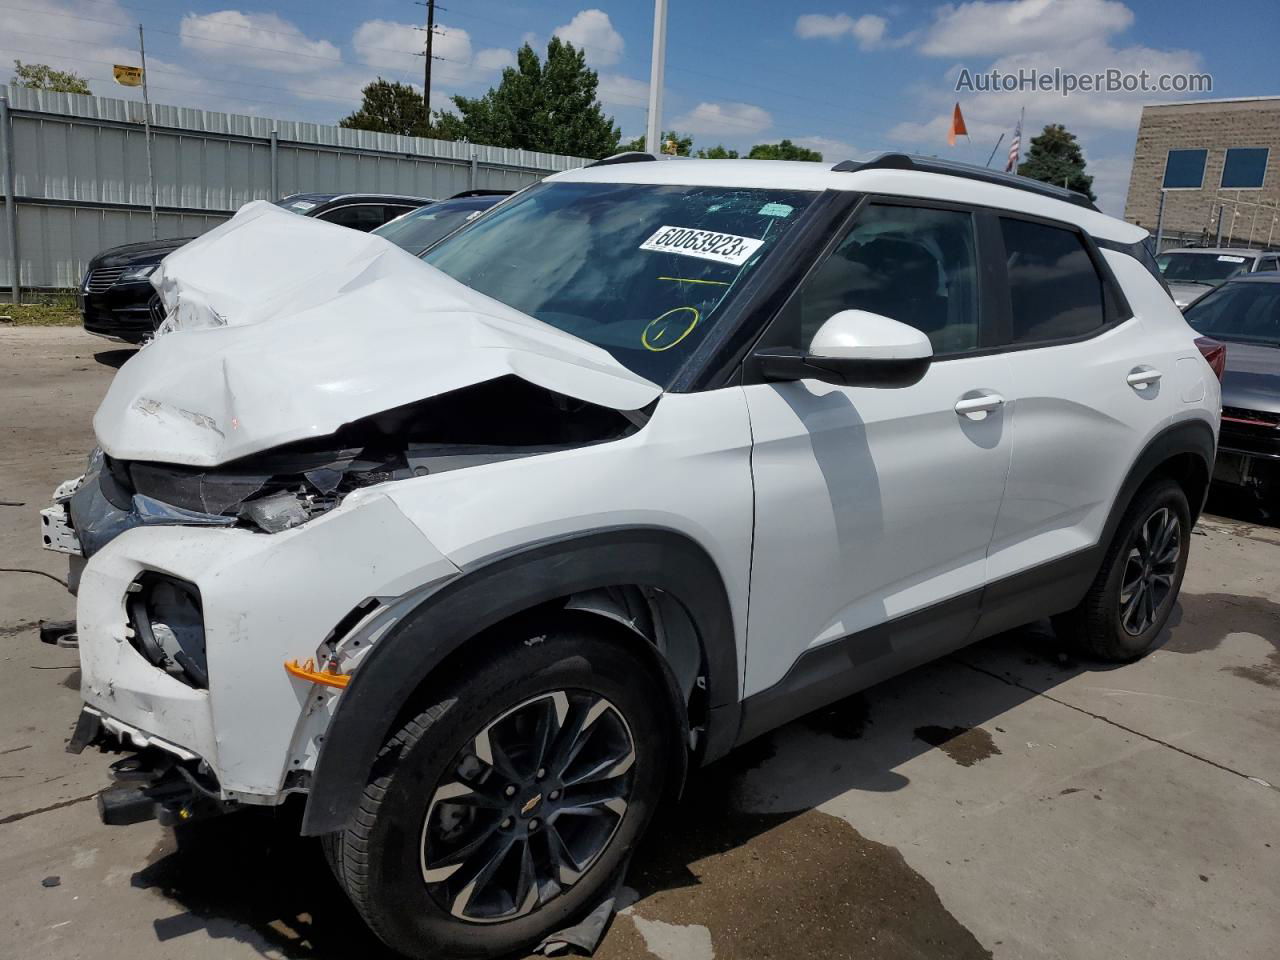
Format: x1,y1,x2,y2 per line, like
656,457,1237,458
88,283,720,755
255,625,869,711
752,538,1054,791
644,0,668,155
139,23,157,239
423,0,435,127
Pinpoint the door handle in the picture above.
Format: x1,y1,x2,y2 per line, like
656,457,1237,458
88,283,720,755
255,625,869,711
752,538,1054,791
1127,367,1163,390
954,392,1005,419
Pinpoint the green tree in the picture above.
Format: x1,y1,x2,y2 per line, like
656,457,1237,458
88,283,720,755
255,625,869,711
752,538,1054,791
747,139,823,161
1017,123,1096,201
340,78,429,137
433,38,620,158
622,130,693,156
12,60,91,94
696,144,739,159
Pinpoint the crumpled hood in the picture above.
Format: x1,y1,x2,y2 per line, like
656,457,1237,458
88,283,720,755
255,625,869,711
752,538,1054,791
94,201,661,467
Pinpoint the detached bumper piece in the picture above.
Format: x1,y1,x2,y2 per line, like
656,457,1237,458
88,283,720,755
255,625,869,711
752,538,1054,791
97,749,236,827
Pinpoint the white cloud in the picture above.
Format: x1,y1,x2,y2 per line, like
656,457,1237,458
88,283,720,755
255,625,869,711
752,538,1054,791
475,48,516,72
351,19,512,90
597,73,649,109
553,9,624,66
788,135,866,163
795,13,889,50
919,0,1133,57
673,101,773,136
180,10,340,74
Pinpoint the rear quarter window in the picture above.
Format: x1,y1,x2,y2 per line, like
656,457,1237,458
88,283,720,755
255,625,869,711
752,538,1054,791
1000,218,1106,343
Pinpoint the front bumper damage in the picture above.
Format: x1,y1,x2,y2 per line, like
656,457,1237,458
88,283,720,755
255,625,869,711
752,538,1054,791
47,481,460,819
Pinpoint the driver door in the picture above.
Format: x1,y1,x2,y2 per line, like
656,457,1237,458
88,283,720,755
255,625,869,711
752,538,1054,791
740,199,1015,703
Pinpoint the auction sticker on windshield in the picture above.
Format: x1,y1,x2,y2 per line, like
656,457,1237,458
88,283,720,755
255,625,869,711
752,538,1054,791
640,225,765,267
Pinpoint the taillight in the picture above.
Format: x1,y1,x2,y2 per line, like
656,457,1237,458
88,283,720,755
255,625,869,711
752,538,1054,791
1195,336,1226,382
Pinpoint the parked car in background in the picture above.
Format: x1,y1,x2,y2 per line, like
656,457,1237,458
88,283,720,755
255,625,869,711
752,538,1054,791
1182,274,1280,511
79,193,434,342
373,190,512,255
1157,246,1280,308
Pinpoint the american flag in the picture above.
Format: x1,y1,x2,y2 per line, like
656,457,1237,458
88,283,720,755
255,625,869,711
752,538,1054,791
1005,118,1021,173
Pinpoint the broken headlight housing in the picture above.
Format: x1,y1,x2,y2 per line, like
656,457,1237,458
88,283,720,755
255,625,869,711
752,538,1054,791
126,573,208,688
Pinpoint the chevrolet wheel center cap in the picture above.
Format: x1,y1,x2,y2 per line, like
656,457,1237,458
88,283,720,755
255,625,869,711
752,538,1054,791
521,794,542,816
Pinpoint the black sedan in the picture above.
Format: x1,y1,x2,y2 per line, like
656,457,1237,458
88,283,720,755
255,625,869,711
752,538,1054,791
80,192,433,343
1182,274,1280,511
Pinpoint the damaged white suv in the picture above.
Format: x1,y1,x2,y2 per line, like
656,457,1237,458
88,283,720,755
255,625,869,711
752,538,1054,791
43,152,1221,958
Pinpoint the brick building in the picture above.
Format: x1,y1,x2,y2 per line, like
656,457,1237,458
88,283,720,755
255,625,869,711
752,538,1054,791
1124,96,1280,251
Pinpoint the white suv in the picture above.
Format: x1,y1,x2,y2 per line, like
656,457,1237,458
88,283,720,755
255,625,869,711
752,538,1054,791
43,153,1221,959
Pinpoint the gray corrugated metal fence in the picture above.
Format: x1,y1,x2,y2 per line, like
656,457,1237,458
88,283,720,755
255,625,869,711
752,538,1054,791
0,85,588,294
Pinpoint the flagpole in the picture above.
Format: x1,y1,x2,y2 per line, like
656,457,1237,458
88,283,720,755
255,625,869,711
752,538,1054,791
138,23,157,240
985,133,1004,168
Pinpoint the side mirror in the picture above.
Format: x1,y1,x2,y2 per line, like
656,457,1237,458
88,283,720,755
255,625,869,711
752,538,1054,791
753,310,933,388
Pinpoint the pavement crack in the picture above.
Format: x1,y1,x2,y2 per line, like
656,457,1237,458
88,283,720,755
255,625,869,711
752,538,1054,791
0,792,98,827
957,659,1276,790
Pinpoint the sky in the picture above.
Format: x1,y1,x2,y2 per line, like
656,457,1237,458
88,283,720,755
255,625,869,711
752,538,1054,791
1,0,1276,215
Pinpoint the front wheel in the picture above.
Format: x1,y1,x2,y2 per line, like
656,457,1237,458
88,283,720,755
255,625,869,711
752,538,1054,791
1054,477,1191,661
324,625,672,959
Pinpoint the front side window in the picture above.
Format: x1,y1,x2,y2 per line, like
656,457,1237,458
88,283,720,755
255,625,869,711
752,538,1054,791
1001,218,1105,343
1163,149,1207,189
424,181,817,386
1157,251,1252,287
1257,257,1280,273
1183,282,1280,347
793,202,981,355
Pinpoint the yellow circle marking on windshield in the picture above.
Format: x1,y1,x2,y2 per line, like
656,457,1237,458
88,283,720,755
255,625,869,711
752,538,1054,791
642,306,700,352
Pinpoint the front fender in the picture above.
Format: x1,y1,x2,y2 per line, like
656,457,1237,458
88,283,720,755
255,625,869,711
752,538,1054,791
301,526,739,835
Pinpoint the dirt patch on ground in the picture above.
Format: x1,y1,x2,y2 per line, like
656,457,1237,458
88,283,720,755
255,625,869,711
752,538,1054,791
1161,593,1280,656
1224,650,1280,689
912,726,1002,768
597,752,991,960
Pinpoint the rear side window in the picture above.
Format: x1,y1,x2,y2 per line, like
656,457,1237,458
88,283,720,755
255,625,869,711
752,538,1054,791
1000,218,1106,343
320,204,408,231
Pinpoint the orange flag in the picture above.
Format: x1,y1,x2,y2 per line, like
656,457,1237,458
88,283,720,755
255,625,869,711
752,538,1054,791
947,103,968,146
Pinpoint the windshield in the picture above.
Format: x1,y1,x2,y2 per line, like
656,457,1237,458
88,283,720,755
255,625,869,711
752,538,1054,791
374,199,498,254
1157,252,1252,287
1183,282,1280,346
423,181,818,386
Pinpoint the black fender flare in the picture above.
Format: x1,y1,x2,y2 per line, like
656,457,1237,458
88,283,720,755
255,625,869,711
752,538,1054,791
301,526,740,835
1101,417,1215,549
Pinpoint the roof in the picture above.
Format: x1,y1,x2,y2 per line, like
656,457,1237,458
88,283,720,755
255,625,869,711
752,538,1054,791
550,155,1145,244
1143,95,1280,109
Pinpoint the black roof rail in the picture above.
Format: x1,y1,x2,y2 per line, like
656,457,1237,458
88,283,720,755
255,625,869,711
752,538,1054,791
447,189,514,199
585,151,658,168
834,152,1099,212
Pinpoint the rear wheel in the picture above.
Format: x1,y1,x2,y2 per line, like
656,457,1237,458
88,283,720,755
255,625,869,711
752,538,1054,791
324,626,672,959
1054,478,1191,661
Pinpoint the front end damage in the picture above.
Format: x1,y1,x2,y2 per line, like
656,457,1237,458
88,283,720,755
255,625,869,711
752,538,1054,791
45,201,664,825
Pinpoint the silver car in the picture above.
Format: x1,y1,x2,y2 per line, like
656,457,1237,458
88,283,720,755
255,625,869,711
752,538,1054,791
1158,247,1280,308
1182,273,1280,511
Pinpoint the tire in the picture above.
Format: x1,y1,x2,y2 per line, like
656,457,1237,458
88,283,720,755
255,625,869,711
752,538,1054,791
324,624,672,960
1053,477,1191,662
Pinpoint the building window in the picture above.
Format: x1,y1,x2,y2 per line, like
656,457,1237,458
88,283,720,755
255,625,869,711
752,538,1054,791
1162,149,1208,189
1220,147,1269,189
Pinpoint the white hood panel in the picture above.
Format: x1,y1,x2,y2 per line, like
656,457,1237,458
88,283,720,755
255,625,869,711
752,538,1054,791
94,202,661,466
